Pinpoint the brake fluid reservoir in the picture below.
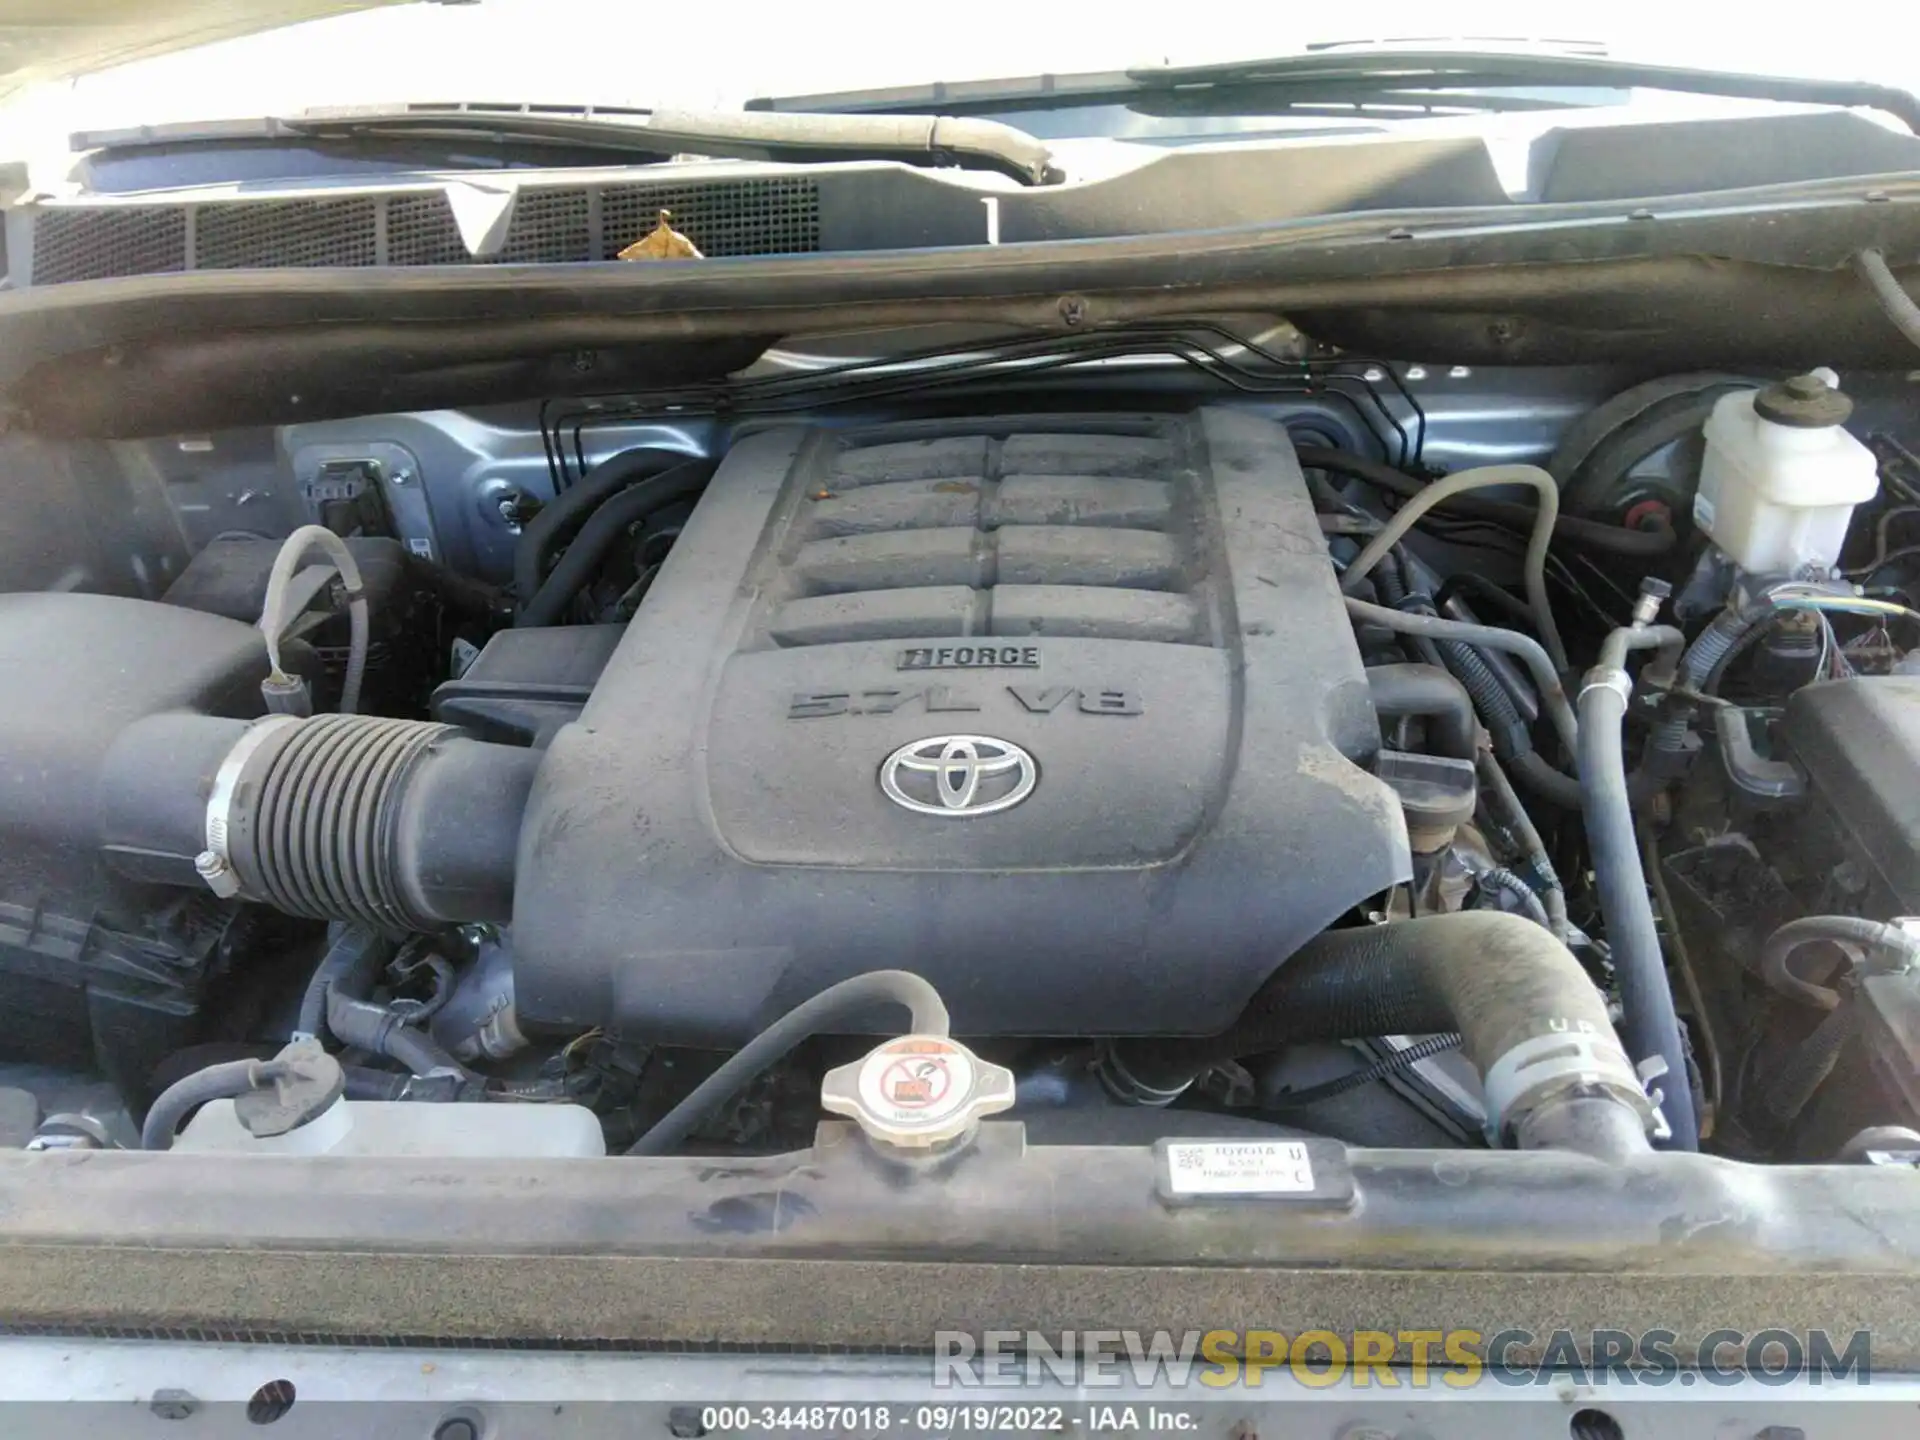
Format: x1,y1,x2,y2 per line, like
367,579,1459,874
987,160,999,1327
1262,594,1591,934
1694,370,1879,575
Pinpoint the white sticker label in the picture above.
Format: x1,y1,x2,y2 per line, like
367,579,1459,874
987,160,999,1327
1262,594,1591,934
1165,1140,1315,1196
1692,493,1716,531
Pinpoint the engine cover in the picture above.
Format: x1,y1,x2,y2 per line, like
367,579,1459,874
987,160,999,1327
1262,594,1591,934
513,409,1410,1042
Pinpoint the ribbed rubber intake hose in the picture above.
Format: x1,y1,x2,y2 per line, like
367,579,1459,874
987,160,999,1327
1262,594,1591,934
1109,913,1652,1157
100,713,539,933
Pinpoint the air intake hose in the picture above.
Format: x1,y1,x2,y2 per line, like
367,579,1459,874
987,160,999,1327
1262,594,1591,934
100,713,537,931
1106,913,1655,1157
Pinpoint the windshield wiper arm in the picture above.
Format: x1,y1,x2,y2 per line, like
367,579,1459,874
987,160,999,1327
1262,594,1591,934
72,103,1060,186
753,49,1920,136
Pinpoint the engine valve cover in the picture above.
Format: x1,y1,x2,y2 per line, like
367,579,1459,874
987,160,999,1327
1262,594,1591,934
513,409,1410,1041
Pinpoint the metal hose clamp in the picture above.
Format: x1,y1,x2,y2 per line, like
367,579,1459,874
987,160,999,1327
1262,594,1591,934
194,714,302,898
1481,1026,1655,1146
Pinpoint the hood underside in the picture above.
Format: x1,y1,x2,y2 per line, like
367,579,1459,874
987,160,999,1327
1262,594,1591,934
0,0,404,100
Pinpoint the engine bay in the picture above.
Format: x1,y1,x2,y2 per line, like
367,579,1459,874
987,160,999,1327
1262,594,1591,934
5,343,1920,1166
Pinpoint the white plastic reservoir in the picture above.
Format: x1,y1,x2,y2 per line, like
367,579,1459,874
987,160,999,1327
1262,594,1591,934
1694,370,1878,575
174,1098,606,1157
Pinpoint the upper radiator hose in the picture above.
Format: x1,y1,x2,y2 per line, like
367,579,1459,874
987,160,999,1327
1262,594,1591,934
100,712,536,931
1105,912,1657,1157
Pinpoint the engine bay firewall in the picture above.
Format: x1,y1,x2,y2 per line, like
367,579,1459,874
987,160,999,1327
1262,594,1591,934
512,409,1411,1043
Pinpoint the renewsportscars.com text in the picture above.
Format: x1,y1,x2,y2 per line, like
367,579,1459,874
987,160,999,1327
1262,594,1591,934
932,1329,1873,1389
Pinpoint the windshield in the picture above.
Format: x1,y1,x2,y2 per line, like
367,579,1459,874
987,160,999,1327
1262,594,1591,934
15,0,1920,143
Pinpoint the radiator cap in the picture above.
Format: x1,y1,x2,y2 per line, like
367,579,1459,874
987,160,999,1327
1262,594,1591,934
821,1034,1014,1150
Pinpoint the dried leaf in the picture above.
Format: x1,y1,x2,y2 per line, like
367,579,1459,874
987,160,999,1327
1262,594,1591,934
617,208,704,261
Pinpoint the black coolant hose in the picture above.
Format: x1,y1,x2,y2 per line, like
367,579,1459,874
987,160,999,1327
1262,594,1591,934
1578,620,1698,1151
1109,913,1653,1157
1295,445,1676,555
517,459,713,627
1365,564,1581,807
514,446,700,607
294,925,393,1043
1365,663,1476,760
1476,748,1572,942
1761,994,1858,1126
141,1057,295,1151
305,921,475,1081
1649,597,1775,758
1444,634,1584,808
628,970,950,1157
326,987,475,1080
1761,915,1920,1012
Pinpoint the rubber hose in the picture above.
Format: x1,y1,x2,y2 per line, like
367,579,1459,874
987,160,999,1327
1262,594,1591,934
514,447,698,606
1472,867,1554,930
1343,598,1579,756
1365,663,1476,760
294,926,393,1042
1761,915,1920,1012
141,1058,293,1150
1701,611,1788,696
1760,992,1857,1126
1369,553,1448,670
1578,663,1700,1150
1434,573,1540,630
1476,749,1572,940
1296,446,1675,555
1111,913,1645,1154
627,970,950,1156
260,525,369,714
1339,463,1569,672
1379,545,1541,726
1854,248,1920,352
325,988,476,1080
518,460,712,627
1507,748,1585,810
1432,632,1583,807
1654,597,1776,754
342,1067,412,1101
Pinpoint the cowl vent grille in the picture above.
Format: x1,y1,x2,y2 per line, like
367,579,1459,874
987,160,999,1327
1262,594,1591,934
27,177,820,284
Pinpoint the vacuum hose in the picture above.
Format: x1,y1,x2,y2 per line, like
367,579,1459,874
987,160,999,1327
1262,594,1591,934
1107,912,1654,1158
628,970,950,1156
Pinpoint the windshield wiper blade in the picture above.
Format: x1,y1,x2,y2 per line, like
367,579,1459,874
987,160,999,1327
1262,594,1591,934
72,103,1060,186
1130,51,1920,134
753,49,1920,136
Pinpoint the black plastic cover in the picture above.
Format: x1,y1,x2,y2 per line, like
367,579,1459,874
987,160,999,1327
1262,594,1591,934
512,410,1410,1043
0,593,272,1089
431,624,624,746
1785,677,1920,909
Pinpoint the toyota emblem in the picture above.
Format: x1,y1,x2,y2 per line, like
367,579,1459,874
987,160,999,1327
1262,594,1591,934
879,734,1038,818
